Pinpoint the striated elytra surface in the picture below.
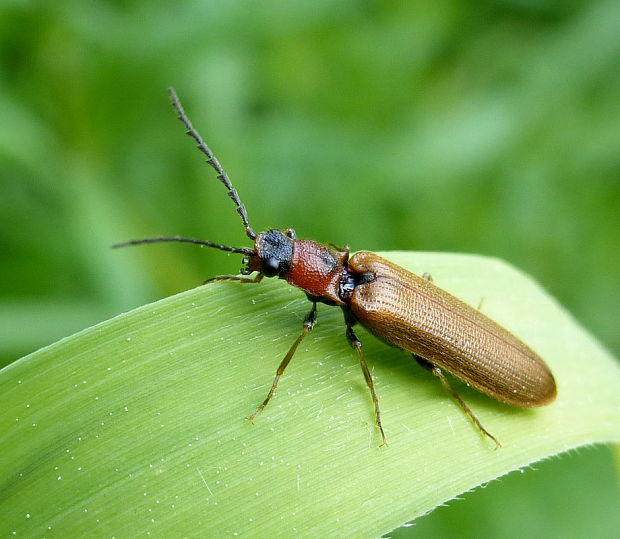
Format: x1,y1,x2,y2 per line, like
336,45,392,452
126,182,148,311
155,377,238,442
349,252,556,407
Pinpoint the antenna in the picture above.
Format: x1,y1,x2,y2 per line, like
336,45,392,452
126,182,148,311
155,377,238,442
167,87,256,240
112,236,254,255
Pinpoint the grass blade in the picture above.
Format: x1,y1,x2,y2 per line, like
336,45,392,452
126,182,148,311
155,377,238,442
1,252,618,537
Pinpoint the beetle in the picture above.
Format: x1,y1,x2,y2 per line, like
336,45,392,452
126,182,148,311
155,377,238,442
114,88,557,447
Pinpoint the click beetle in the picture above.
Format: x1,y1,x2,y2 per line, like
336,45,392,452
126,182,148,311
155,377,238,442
114,88,557,446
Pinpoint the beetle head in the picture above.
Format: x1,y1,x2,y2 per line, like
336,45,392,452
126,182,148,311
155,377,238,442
242,229,295,278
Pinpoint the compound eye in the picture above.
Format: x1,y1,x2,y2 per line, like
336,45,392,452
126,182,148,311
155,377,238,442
262,257,280,277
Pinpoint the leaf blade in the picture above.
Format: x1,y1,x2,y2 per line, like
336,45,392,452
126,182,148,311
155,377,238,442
1,252,619,537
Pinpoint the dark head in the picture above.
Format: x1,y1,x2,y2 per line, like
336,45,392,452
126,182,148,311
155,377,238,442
242,229,295,278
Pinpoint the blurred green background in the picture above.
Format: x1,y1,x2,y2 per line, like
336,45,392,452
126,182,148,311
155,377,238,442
1,1,618,537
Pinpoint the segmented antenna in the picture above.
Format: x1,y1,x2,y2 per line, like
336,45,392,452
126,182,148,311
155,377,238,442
112,236,254,255
167,87,256,240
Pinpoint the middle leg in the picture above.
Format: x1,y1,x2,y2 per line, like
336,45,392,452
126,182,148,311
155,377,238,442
343,309,387,446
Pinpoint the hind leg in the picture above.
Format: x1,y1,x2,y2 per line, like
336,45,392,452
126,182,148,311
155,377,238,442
414,355,501,448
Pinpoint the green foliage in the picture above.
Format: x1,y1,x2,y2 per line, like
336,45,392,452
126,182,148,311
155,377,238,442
1,1,619,536
1,253,619,536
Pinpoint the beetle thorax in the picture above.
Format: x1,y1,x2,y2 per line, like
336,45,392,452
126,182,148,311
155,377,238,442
284,239,349,305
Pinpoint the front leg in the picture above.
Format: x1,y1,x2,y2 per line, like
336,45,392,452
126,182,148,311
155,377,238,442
203,273,264,285
247,302,318,422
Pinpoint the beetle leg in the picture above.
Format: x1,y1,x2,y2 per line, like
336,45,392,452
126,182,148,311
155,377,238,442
414,355,501,448
247,302,317,423
203,273,264,285
343,312,387,446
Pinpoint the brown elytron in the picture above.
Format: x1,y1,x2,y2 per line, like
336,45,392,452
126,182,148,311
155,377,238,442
348,252,556,407
114,88,557,447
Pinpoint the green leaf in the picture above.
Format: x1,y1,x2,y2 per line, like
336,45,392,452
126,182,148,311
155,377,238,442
1,252,619,537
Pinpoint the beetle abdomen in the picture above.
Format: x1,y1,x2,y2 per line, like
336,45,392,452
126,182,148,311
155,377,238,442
348,252,557,407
